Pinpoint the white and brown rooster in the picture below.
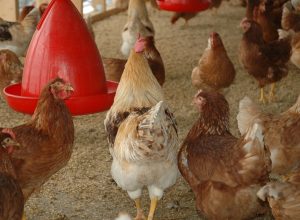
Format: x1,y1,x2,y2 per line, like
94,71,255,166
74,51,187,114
104,37,178,220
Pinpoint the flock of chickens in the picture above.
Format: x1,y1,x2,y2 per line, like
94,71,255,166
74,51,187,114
0,0,300,219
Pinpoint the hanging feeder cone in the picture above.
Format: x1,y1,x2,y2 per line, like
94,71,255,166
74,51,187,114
4,0,117,115
156,0,211,12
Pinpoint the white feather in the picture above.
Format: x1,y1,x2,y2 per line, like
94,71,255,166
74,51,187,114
115,213,132,220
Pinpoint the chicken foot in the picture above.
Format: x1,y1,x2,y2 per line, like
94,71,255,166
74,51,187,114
184,20,189,27
268,83,276,102
211,8,218,16
259,88,267,104
134,198,145,220
22,213,27,220
147,196,158,220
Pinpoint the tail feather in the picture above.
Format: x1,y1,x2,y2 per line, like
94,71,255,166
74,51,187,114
245,122,264,144
138,101,177,143
137,101,178,160
237,96,262,135
278,28,295,40
238,122,271,184
257,182,300,219
288,94,300,113
256,184,270,201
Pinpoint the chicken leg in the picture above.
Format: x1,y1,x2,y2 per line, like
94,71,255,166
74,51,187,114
134,198,145,220
181,19,190,28
147,196,158,220
259,88,266,104
211,8,218,16
22,214,26,220
268,83,276,102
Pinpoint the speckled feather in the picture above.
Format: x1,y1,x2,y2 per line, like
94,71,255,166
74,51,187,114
113,101,178,162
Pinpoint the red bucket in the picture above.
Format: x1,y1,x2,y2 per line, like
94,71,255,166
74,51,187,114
157,0,211,12
4,0,117,115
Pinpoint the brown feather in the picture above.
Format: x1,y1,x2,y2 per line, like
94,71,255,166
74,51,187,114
192,33,235,91
170,12,197,25
237,95,300,175
239,19,291,88
0,136,24,220
257,171,300,220
178,91,271,219
7,78,74,200
0,49,23,100
282,2,300,31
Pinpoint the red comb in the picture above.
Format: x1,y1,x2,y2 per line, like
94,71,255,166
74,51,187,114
134,34,146,53
2,128,16,139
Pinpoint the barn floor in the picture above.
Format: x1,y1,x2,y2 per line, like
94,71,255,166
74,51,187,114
1,1,300,219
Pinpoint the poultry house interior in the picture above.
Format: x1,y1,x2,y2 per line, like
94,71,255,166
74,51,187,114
0,0,300,219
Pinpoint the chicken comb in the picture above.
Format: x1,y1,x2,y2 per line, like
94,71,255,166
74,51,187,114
134,34,146,53
210,32,218,38
1,128,16,140
195,89,203,98
240,17,250,27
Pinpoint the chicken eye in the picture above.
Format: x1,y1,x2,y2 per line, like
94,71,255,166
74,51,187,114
3,138,9,144
145,26,153,33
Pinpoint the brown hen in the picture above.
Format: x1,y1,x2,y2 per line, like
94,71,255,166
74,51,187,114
191,32,235,91
268,0,290,27
170,0,226,26
282,1,300,32
239,18,291,103
257,168,300,220
246,0,279,42
103,36,165,86
178,90,271,220
238,95,300,176
1,78,74,202
170,12,198,26
0,49,23,100
0,132,24,220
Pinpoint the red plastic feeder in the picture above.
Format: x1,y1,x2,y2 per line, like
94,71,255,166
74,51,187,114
4,0,117,115
156,0,211,12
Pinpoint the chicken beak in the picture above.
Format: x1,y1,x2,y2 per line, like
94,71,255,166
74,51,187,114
1,138,20,150
239,17,248,28
65,83,74,92
8,139,20,147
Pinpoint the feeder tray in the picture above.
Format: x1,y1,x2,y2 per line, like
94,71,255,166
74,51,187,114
156,0,211,12
4,0,117,116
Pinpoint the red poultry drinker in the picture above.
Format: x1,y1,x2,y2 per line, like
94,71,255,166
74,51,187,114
156,0,211,12
4,0,117,115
